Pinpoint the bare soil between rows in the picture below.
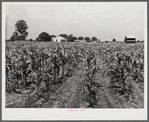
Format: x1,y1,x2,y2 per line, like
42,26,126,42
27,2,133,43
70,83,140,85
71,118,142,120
6,68,120,108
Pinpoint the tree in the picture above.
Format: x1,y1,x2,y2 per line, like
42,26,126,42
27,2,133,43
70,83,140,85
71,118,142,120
50,35,56,38
37,32,51,42
14,20,28,40
73,36,77,41
17,32,28,40
112,38,116,42
6,39,11,42
78,36,84,40
67,34,74,42
29,39,33,41
97,39,100,43
91,37,97,42
36,37,39,41
10,31,19,41
85,37,90,41
59,34,68,38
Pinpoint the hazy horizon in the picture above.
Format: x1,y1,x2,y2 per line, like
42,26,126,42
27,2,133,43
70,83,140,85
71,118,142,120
4,2,146,41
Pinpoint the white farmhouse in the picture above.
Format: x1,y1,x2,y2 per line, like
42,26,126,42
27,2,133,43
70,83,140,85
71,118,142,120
51,36,67,43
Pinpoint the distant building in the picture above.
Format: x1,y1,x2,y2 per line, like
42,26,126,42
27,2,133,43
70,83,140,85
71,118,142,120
51,36,67,43
86,40,92,42
74,40,80,42
124,35,136,43
105,39,110,43
80,39,86,43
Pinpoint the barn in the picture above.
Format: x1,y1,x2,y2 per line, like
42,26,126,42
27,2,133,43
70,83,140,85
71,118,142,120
51,36,67,43
124,35,136,43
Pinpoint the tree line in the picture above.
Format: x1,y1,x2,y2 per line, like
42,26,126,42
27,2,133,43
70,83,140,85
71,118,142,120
7,20,117,43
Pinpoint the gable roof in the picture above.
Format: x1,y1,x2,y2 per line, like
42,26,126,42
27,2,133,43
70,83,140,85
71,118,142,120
55,36,66,40
126,35,135,38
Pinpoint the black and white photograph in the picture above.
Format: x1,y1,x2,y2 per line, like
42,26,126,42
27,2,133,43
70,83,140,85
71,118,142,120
2,1,147,120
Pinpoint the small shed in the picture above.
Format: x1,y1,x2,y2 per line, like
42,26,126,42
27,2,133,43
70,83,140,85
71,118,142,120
51,36,67,43
124,35,136,43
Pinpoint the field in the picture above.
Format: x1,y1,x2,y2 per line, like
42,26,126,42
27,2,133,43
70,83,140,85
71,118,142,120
5,41,144,108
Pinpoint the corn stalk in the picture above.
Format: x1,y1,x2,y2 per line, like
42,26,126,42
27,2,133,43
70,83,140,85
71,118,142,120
78,49,100,107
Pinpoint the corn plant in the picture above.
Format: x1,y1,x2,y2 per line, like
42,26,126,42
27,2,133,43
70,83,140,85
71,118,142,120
107,51,143,96
6,46,32,92
76,48,100,107
130,53,144,83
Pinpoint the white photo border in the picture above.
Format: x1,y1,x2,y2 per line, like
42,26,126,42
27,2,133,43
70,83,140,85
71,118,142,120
2,2,148,120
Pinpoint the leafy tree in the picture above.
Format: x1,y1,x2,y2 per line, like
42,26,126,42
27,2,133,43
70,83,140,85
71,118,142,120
67,34,74,42
73,36,77,41
112,38,116,42
37,32,51,42
6,39,11,42
10,31,19,41
78,36,84,40
85,37,90,41
17,32,28,41
29,39,33,41
14,20,28,40
91,37,97,42
59,34,68,38
36,37,39,41
97,39,100,43
50,35,56,38
15,20,28,34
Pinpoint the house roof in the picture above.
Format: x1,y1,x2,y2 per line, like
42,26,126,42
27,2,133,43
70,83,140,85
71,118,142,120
54,36,67,40
126,35,135,38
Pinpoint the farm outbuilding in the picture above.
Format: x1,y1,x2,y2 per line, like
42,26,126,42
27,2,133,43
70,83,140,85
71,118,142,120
80,39,86,43
51,36,67,43
124,35,136,43
86,40,92,42
74,40,80,42
105,39,110,43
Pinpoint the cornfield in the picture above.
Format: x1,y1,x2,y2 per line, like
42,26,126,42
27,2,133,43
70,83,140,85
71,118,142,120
5,41,144,108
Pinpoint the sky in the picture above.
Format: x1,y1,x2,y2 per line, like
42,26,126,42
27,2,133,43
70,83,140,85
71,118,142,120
4,2,146,41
